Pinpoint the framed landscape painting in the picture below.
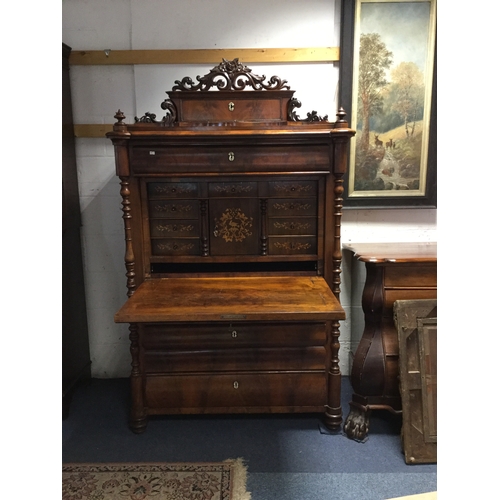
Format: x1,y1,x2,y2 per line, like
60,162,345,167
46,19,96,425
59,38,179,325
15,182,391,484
340,0,436,208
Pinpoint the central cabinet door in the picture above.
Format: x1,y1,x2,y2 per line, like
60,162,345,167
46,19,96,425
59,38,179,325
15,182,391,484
208,181,260,256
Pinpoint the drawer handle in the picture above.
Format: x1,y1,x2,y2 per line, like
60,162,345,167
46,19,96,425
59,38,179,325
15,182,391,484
149,150,156,155
233,381,239,389
228,152,235,161
231,330,238,338
228,102,235,111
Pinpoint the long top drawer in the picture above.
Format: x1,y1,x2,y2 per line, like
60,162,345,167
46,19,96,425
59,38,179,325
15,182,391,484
130,144,331,174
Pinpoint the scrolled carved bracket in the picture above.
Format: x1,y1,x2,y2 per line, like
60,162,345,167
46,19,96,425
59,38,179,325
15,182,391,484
172,58,290,92
288,98,328,122
135,99,177,125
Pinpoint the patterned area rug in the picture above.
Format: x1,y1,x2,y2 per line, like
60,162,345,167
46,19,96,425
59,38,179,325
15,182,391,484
62,459,251,500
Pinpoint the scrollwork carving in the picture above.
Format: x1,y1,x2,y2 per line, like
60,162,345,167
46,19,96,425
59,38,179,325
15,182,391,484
134,99,177,125
172,58,290,92
288,98,328,122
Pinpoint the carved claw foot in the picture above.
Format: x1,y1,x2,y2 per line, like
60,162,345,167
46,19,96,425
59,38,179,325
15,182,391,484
344,406,370,441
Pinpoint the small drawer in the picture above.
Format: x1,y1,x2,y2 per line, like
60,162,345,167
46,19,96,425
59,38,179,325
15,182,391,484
384,263,437,288
269,236,317,255
268,217,317,236
268,180,317,197
144,372,327,411
268,198,317,217
208,181,258,197
148,200,199,219
151,238,200,256
179,97,283,123
147,182,199,199
149,219,199,238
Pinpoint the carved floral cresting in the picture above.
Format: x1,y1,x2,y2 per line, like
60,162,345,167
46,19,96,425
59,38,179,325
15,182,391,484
133,58,329,124
214,208,253,243
172,58,290,92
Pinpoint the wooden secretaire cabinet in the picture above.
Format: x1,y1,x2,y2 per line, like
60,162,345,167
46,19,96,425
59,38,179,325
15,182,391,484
108,59,355,433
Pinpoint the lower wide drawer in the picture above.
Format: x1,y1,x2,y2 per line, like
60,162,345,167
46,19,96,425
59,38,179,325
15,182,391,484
144,372,326,413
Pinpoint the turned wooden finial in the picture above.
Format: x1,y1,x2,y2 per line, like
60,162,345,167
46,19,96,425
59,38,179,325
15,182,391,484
113,109,127,131
334,107,348,128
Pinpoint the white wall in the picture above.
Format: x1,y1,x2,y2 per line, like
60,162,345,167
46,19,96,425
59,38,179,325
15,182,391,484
62,0,436,378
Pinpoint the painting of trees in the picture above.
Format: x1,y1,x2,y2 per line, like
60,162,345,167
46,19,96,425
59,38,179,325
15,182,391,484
348,0,435,198
357,33,392,152
391,62,425,138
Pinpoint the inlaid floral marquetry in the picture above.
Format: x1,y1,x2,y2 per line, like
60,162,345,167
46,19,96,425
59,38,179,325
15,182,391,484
273,221,312,231
213,208,253,243
272,183,313,194
155,242,195,252
151,184,197,195
273,241,312,251
153,203,194,214
213,184,254,194
272,202,312,212
155,223,195,233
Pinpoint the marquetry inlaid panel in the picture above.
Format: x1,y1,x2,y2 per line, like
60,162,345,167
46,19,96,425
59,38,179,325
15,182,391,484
144,177,321,260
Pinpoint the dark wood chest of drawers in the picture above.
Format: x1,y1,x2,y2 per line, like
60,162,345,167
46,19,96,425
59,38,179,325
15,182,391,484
108,60,354,432
342,243,437,441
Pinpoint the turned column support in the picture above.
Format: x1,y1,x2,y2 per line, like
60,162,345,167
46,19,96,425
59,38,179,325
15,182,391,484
324,319,343,430
119,176,136,298
128,323,147,433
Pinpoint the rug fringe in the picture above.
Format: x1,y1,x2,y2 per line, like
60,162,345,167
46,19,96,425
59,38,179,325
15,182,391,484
225,458,251,500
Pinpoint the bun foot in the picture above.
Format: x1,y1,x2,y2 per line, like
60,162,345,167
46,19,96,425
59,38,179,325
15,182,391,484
129,416,148,434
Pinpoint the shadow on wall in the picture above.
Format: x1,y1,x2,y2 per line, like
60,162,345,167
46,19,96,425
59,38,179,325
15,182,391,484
79,171,131,378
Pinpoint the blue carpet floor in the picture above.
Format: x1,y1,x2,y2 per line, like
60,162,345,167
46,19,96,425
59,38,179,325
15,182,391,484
62,377,437,499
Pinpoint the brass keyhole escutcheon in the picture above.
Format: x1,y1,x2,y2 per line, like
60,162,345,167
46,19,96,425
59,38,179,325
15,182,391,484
231,330,238,338
228,152,235,161
233,381,239,389
228,101,235,111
